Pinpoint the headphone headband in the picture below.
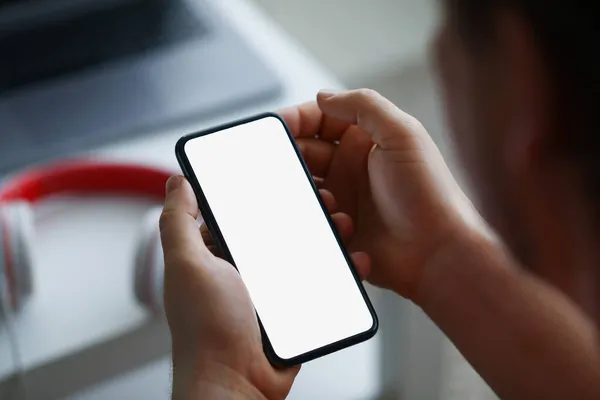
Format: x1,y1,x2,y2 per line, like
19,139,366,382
0,160,172,202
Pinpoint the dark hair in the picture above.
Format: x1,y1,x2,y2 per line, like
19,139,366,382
453,0,600,197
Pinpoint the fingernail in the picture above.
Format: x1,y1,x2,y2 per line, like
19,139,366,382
166,175,183,195
318,89,338,99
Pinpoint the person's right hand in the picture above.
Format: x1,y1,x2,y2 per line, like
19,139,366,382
279,89,484,299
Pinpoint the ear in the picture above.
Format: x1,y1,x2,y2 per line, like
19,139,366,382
495,10,554,177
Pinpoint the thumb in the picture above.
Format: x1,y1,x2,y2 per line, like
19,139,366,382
159,176,211,264
317,89,426,150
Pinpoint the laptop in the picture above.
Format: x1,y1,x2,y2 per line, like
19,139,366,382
0,0,281,174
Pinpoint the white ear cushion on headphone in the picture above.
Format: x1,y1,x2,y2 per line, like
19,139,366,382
11,203,34,303
0,203,34,311
133,207,164,314
0,206,8,311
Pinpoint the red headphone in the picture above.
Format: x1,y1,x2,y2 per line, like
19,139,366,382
0,159,172,316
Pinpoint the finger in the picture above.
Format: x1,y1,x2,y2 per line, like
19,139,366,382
207,245,223,258
351,252,372,281
331,212,353,242
319,189,337,213
296,138,335,177
160,176,210,262
277,101,350,142
313,176,325,189
200,224,225,257
317,89,426,150
278,102,321,138
200,223,213,244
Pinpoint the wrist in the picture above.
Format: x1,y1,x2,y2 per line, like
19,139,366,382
173,382,264,400
172,358,268,400
411,221,501,310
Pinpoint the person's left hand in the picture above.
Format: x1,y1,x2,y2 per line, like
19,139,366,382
159,175,371,399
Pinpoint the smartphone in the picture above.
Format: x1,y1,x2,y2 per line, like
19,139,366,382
175,113,378,367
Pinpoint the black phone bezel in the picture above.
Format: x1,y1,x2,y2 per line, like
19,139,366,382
174,112,379,368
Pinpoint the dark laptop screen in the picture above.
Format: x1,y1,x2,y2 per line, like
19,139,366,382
0,0,206,173
0,0,204,92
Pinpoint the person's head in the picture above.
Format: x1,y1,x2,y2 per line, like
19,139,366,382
433,0,599,303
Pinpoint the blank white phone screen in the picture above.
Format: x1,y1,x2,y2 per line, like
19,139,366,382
184,116,374,360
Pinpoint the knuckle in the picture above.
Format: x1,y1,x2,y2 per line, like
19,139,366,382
402,114,427,136
351,89,387,133
353,88,381,103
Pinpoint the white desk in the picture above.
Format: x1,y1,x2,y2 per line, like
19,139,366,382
0,0,399,398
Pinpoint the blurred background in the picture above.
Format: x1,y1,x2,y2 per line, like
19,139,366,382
0,0,497,398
